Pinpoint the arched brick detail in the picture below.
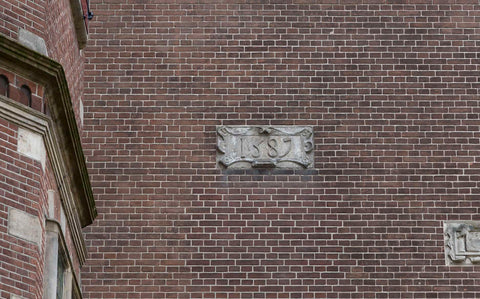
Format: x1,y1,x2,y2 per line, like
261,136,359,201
19,85,32,107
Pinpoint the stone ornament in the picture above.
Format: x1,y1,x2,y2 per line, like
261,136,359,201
444,222,480,265
217,126,314,169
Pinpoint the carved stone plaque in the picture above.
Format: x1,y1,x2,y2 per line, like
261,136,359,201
444,222,480,265
217,126,314,169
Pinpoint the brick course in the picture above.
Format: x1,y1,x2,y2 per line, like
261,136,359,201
0,0,84,127
83,1,480,298
0,0,94,297
0,118,45,299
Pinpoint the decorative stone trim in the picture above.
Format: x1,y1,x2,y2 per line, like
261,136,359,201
69,0,88,49
217,126,314,169
44,219,83,299
17,127,46,170
0,34,96,228
7,208,42,246
0,94,88,265
444,221,480,265
18,29,48,56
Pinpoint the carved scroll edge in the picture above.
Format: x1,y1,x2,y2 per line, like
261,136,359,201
216,126,314,169
444,221,480,266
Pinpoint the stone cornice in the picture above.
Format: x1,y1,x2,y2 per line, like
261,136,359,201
0,34,96,228
0,95,88,265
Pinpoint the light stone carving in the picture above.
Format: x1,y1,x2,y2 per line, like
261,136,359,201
444,222,480,265
8,208,42,246
18,29,48,56
17,127,46,170
217,126,314,169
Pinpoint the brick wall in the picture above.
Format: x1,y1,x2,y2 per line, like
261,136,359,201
0,0,90,297
0,0,45,40
0,0,86,129
0,118,46,299
44,0,85,129
82,1,480,298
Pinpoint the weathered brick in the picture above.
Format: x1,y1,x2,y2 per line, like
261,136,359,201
68,1,480,298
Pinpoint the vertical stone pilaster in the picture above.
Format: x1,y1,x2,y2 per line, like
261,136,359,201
43,228,59,299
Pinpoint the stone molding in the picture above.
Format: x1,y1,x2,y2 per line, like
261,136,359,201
0,34,96,228
45,219,83,299
0,94,88,265
69,0,88,49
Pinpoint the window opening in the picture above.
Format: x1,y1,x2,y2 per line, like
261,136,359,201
0,75,8,97
56,251,66,299
20,85,32,107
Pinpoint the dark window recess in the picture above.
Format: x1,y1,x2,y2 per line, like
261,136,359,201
0,75,8,97
56,252,66,299
20,85,32,107
43,95,49,115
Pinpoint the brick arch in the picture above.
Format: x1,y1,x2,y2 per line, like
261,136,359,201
19,84,32,107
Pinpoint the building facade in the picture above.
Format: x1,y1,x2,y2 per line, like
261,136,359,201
0,0,95,298
2,0,480,298
80,0,480,298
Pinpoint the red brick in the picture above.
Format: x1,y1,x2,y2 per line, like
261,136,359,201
35,1,480,298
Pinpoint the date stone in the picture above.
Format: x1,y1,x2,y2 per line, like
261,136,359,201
217,126,314,169
444,222,480,265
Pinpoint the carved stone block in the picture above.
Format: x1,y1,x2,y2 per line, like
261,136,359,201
17,127,46,170
8,208,41,246
217,126,314,169
444,222,480,265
